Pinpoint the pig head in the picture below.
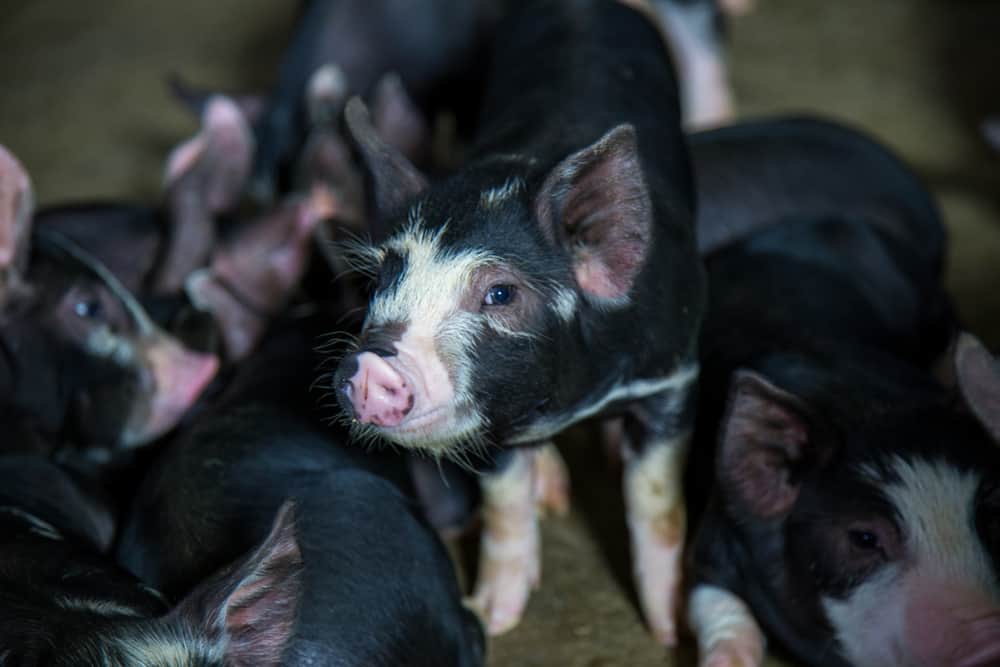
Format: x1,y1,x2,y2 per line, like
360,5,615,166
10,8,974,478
706,341,1000,667
332,98,699,456
0,147,218,449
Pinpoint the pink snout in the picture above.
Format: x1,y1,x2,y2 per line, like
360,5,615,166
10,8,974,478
342,352,414,427
906,587,1000,667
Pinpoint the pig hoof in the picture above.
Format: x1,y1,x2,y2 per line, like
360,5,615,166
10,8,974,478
701,639,764,667
468,535,540,635
652,622,678,647
533,444,570,517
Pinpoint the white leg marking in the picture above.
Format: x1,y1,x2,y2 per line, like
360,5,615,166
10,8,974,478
688,584,767,667
533,442,571,517
469,449,540,635
624,433,690,645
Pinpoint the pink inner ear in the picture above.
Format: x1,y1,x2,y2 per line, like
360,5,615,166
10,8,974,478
720,373,811,518
956,333,1000,444
163,135,206,186
164,96,254,214
536,124,652,301
0,146,34,270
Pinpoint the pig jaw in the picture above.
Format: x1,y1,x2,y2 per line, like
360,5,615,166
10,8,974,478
821,458,1000,667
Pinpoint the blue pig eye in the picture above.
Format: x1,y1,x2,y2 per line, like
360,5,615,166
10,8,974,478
74,299,103,319
483,284,515,306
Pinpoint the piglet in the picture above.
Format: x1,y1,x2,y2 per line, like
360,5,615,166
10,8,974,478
332,0,705,642
0,146,218,449
0,450,302,665
685,158,999,666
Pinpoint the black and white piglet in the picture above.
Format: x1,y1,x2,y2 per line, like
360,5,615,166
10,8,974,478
117,320,485,667
683,138,999,665
332,0,704,641
0,146,218,450
0,452,302,666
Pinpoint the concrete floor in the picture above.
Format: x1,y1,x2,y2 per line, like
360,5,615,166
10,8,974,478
2,1,1000,666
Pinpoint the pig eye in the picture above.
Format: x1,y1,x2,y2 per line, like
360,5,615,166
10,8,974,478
483,284,516,306
74,299,104,320
848,529,881,551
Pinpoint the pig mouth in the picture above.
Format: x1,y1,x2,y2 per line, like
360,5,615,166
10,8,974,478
357,402,483,454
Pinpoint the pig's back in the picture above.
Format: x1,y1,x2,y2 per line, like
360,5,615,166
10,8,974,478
691,116,942,267
473,0,691,206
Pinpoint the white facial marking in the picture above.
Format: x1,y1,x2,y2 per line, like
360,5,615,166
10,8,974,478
360,223,496,450
823,457,999,667
0,506,63,541
109,631,224,667
86,328,137,366
507,363,699,445
479,177,525,209
550,287,578,323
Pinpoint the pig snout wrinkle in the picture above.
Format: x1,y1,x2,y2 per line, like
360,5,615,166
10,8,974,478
344,352,414,427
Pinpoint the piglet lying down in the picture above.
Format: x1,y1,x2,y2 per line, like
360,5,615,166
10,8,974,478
687,214,1000,667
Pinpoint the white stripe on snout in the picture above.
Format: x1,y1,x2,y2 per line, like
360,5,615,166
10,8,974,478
884,458,997,590
507,363,699,445
368,223,495,411
824,457,999,667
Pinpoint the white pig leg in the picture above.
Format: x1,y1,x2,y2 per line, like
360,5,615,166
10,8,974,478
688,583,767,667
533,442,570,517
624,430,690,645
469,448,540,635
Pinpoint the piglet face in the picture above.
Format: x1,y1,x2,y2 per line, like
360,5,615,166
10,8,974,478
333,215,560,455
6,237,218,448
716,370,1000,667
334,99,656,456
815,456,1000,667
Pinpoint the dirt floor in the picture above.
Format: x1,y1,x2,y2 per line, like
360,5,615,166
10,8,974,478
2,1,1000,666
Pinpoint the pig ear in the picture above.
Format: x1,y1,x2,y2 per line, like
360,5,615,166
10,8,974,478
953,332,1000,443
717,370,814,519
173,501,303,665
344,96,428,234
167,72,267,124
534,124,652,302
164,95,255,214
371,72,430,163
0,144,34,277
306,64,348,126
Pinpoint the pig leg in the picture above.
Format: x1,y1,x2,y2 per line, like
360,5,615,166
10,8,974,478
688,584,766,667
622,382,697,646
654,1,734,129
533,443,570,517
469,448,540,635
624,431,690,645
